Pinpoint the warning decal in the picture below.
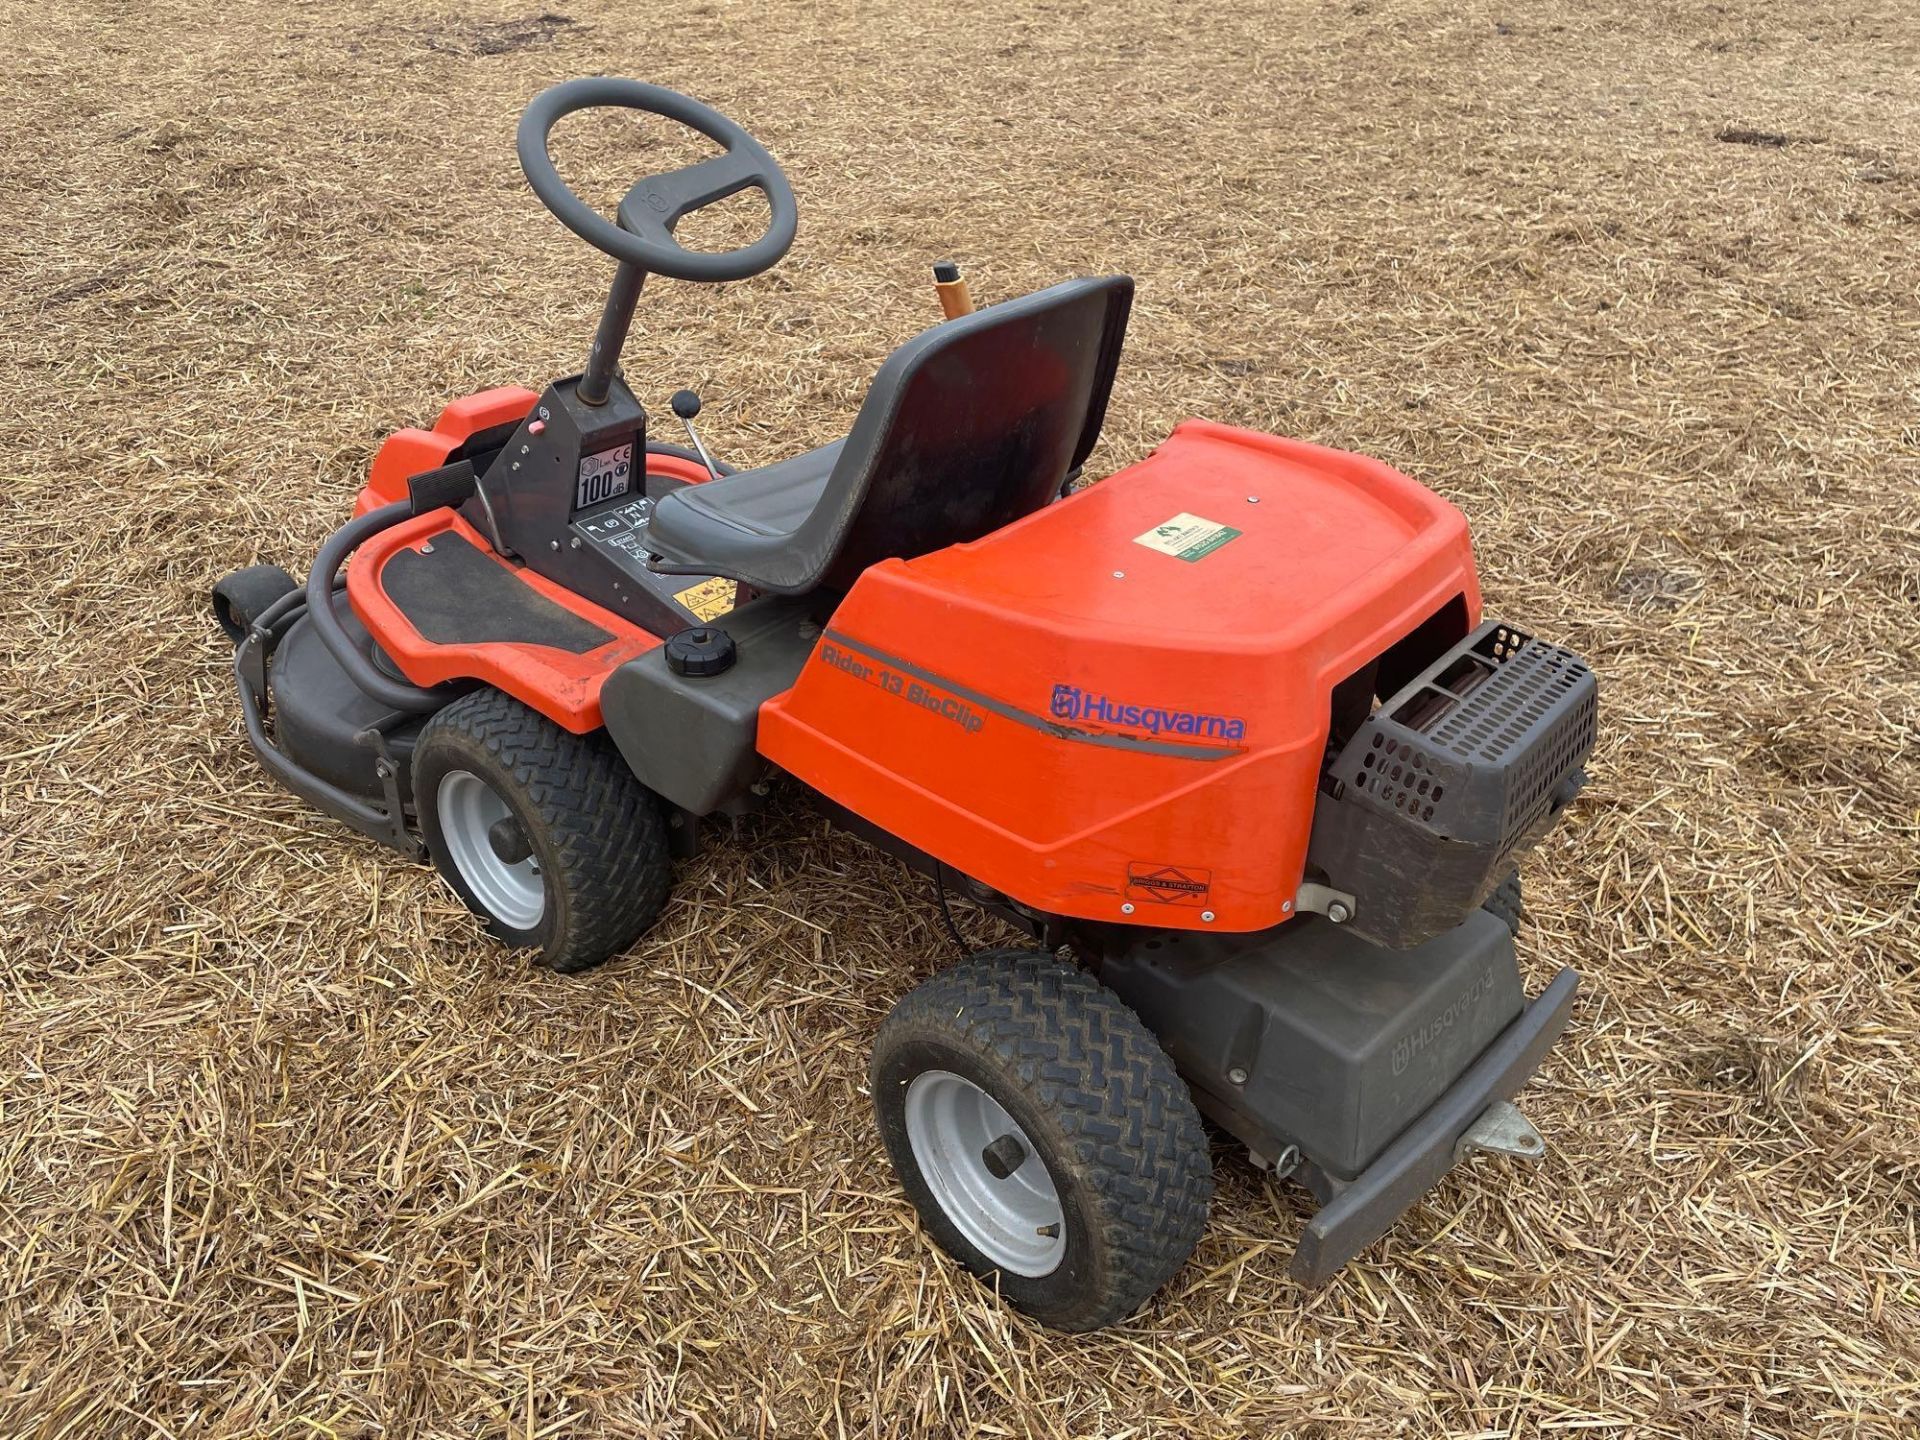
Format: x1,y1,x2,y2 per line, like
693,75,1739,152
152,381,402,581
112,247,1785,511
1126,863,1213,906
1133,512,1241,563
675,575,737,623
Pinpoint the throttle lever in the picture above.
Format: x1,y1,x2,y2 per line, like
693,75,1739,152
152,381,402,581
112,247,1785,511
671,389,722,482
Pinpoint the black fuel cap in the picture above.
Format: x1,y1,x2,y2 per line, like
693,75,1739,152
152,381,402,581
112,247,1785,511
665,626,736,677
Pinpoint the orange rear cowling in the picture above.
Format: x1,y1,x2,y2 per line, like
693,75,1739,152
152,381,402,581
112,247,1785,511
757,420,1483,932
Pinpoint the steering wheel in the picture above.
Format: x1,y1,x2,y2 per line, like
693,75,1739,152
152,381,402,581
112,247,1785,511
517,78,798,284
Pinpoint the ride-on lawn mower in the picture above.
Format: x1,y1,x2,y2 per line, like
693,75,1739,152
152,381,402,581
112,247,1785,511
213,78,1598,1331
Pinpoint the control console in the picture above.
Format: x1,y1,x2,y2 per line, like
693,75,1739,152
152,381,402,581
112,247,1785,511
474,373,738,636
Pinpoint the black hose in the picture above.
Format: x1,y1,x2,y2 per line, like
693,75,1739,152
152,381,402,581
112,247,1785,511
305,501,450,714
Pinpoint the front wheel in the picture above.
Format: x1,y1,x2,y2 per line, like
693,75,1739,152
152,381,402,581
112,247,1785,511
412,688,672,972
211,563,299,641
871,949,1213,1331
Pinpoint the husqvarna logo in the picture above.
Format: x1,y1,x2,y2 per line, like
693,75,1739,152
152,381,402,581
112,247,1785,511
1049,685,1246,742
1392,966,1497,1075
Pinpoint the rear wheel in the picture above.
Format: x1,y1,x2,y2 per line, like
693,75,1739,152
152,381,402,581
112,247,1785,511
412,688,671,972
871,949,1212,1331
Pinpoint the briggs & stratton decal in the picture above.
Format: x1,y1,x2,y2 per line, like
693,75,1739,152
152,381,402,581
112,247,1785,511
1125,863,1213,906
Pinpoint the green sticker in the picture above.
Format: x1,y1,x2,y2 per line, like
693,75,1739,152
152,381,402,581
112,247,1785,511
1133,512,1242,563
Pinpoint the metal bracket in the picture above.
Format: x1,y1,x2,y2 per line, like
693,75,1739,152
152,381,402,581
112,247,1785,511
355,726,426,860
1453,1099,1545,1165
1250,1141,1301,1178
471,473,510,557
237,626,271,704
1294,882,1359,924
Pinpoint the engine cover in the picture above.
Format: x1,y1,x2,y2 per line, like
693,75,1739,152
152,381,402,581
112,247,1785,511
757,419,1485,932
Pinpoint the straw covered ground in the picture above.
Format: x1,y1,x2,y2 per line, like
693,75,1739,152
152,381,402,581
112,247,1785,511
2,0,1917,1434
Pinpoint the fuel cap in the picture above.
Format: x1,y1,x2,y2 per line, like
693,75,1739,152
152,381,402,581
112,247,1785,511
665,626,736,677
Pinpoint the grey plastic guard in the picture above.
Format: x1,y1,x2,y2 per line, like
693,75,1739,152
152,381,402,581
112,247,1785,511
1288,966,1580,1286
645,275,1133,596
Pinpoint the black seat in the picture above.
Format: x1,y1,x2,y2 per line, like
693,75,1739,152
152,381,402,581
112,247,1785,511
646,276,1133,596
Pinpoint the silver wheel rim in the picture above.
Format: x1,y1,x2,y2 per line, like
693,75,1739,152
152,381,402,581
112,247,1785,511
904,1069,1065,1277
435,769,545,930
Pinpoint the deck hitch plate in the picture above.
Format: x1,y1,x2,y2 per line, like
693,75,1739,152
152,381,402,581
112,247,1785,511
1453,1098,1545,1164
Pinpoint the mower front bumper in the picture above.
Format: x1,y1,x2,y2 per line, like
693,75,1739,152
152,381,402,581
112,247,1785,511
228,586,429,860
1288,965,1578,1285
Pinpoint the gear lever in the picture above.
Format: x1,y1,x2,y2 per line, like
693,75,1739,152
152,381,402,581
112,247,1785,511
670,389,722,482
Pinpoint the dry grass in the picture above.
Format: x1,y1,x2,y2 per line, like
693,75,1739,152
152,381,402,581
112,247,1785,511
3,0,1918,1434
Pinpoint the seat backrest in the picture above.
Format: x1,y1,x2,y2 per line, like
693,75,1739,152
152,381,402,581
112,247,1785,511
682,276,1126,596
803,275,1132,592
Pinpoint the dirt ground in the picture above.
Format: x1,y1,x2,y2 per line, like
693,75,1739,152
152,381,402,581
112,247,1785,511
3,0,1917,1434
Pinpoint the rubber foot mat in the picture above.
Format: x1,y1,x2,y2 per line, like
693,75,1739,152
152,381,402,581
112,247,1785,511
380,532,613,654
